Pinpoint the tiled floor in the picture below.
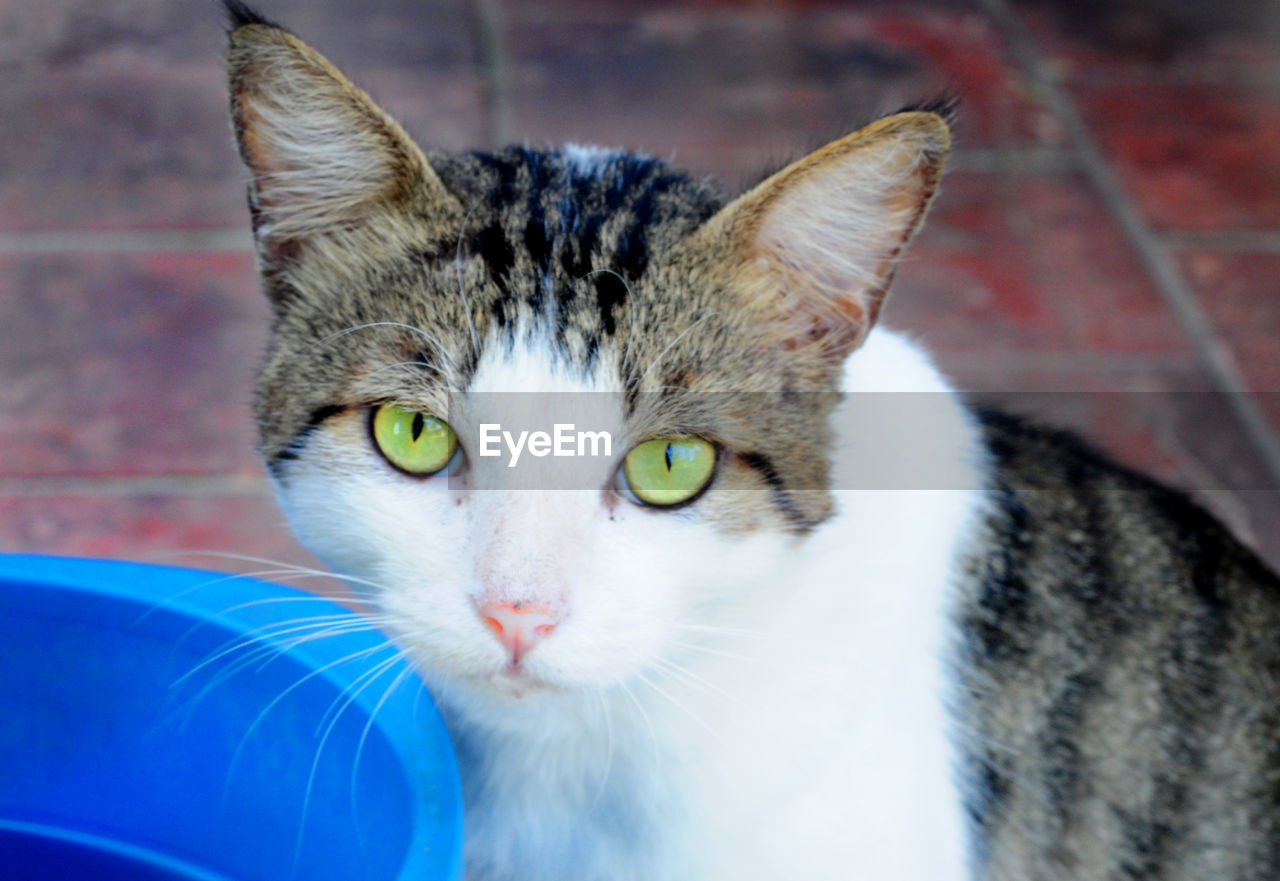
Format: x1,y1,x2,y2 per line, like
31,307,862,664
1,0,1278,572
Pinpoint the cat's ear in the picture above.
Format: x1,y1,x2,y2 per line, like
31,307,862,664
694,112,949,362
225,13,463,263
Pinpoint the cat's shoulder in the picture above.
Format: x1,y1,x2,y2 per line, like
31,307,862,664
968,404,1279,593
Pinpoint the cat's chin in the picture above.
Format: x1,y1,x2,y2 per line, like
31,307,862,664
467,666,562,702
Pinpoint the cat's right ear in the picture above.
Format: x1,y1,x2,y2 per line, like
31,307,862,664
225,6,463,272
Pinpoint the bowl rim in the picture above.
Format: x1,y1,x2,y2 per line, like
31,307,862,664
0,552,463,881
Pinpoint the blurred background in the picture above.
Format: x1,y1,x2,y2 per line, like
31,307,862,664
1,0,1278,573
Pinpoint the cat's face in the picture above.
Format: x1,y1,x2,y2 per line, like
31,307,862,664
272,335,804,701
227,15,948,702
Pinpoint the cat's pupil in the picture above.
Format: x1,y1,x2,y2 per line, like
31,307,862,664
664,444,673,471
411,412,425,442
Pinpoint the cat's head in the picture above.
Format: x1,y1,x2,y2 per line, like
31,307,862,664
226,7,949,706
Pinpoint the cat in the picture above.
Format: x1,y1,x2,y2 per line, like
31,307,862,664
223,3,1280,879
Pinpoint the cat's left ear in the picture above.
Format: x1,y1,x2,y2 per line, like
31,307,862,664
692,111,950,362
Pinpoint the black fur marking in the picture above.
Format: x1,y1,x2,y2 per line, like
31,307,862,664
1261,716,1280,872
735,451,816,532
1033,460,1127,827
408,350,443,385
269,404,347,474
1178,501,1233,616
223,0,278,31
962,755,1010,869
595,272,629,337
438,147,721,368
896,94,960,127
1119,528,1230,878
473,224,515,289
1036,669,1098,833
304,404,346,430
611,172,670,280
521,149,554,313
524,218,553,279
408,241,454,269
969,483,1034,663
491,297,511,329
562,169,605,281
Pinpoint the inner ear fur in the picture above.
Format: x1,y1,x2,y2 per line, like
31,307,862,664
690,111,950,364
226,20,463,261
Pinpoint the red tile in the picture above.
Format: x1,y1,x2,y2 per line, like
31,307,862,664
0,252,270,477
498,0,977,17
502,7,1059,187
0,492,330,580
0,0,485,232
937,357,1280,571
1017,4,1278,81
0,59,246,232
945,359,1222,486
1179,251,1280,433
1071,80,1280,231
1200,489,1280,576
357,70,489,153
0,0,479,73
863,13,1064,146
885,172,1193,355
1244,492,1280,576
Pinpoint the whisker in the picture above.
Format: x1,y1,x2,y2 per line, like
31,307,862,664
174,613,376,688
304,321,458,373
672,623,776,640
666,639,755,663
637,312,719,385
363,359,442,384
173,614,398,725
172,551,391,595
136,554,384,628
349,662,416,848
314,648,406,737
248,614,401,672
190,594,377,623
135,569,280,628
579,267,638,379
588,689,616,813
220,641,398,812
171,592,378,651
635,671,725,746
292,650,407,876
618,680,661,777
653,656,738,705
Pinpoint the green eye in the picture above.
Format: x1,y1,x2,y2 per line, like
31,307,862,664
623,437,716,507
371,405,458,475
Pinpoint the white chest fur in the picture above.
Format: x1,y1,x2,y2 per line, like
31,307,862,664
422,331,988,881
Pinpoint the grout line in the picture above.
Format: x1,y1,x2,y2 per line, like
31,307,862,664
1067,69,1280,88
0,474,272,498
929,349,1218,374
0,228,252,255
979,0,1280,485
1164,230,1280,254
468,0,513,148
0,149,1082,258
947,146,1078,175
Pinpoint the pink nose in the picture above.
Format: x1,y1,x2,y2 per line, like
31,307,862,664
477,601,562,664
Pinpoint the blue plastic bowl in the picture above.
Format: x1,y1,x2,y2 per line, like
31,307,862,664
0,554,462,881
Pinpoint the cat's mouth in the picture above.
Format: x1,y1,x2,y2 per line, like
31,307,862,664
481,664,558,700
